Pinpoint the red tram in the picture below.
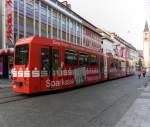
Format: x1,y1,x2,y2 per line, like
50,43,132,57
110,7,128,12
12,36,134,94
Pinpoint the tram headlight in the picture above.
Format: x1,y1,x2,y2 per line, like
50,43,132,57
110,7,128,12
24,78,29,85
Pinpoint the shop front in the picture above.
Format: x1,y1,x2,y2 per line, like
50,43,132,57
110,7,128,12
0,48,14,78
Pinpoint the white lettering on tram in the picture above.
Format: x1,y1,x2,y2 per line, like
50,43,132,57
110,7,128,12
12,68,17,77
18,68,23,77
68,68,73,75
63,69,68,76
24,68,30,78
45,79,61,88
41,68,48,77
32,67,40,77
45,79,74,88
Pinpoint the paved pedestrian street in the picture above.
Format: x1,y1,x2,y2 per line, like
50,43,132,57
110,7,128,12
0,79,11,88
0,76,149,127
115,82,150,127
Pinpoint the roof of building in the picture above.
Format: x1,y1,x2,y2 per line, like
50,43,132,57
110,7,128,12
144,21,149,32
111,33,137,51
43,0,100,34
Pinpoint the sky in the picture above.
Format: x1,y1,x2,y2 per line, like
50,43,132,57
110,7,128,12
60,0,147,50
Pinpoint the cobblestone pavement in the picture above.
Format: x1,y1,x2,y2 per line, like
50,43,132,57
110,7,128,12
115,80,150,127
0,79,12,88
0,76,145,127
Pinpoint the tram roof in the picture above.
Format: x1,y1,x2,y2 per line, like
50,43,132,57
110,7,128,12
16,36,102,54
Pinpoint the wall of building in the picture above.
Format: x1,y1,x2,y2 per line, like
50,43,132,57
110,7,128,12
0,0,2,49
10,0,101,51
102,39,114,54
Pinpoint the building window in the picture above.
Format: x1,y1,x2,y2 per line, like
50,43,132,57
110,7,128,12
19,0,24,13
35,1,39,19
67,18,69,42
41,23,47,37
26,0,34,16
14,12,18,31
52,10,57,28
57,13,61,39
35,20,39,36
48,8,51,25
52,10,57,39
41,3,47,23
62,15,67,41
26,17,33,35
19,15,24,32
48,25,51,38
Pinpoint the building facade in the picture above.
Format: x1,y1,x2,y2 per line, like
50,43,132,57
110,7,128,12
143,21,150,68
0,0,102,78
100,30,138,72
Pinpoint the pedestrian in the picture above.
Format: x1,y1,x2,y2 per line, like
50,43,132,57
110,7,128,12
142,68,146,77
9,66,13,81
137,69,141,79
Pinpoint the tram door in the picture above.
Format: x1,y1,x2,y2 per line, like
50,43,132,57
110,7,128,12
40,46,61,91
51,47,61,88
40,46,51,91
99,55,104,80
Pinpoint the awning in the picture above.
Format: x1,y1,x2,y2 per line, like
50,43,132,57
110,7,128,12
0,48,14,55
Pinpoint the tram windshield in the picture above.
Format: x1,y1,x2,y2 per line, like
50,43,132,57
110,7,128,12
15,44,29,65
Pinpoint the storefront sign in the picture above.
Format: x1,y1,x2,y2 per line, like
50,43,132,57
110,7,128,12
7,0,13,44
0,58,3,76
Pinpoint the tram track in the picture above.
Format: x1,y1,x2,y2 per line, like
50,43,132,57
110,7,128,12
0,94,28,105
0,87,13,94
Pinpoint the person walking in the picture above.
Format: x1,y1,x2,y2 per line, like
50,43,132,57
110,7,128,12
137,69,141,79
142,68,146,77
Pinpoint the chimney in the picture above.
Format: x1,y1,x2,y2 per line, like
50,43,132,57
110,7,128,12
61,1,68,6
61,1,71,9
67,4,71,9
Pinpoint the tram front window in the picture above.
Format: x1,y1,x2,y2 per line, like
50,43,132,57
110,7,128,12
15,44,29,65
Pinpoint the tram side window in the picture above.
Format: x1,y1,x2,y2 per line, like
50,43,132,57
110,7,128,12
89,55,97,66
79,53,88,66
15,44,29,65
52,49,60,69
41,48,49,70
65,50,77,66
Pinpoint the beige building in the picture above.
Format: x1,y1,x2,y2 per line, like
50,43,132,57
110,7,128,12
143,21,150,68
